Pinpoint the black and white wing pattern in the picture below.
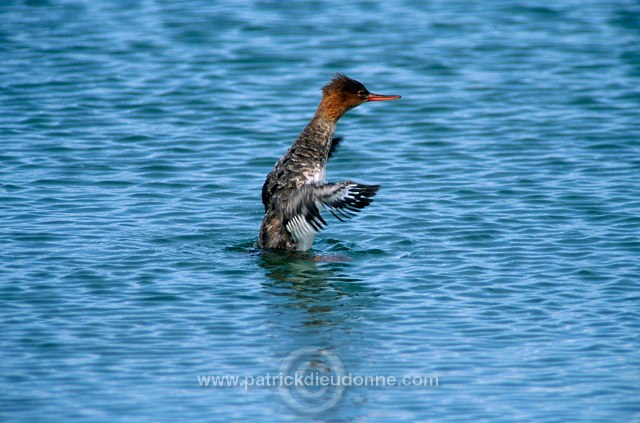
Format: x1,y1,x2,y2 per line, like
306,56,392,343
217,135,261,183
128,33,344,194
275,181,380,243
320,181,380,222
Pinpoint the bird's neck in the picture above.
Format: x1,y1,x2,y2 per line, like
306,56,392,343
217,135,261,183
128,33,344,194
315,93,349,122
291,95,349,160
296,114,336,155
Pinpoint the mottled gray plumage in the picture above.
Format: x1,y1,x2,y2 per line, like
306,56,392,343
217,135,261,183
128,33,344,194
257,74,399,251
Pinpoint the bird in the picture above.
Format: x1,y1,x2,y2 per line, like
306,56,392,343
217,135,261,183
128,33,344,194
258,73,400,251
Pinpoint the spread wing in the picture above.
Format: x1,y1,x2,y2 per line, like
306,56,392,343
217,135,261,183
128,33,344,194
275,181,380,243
328,137,343,159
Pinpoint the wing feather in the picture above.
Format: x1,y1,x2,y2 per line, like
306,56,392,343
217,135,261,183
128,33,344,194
274,181,379,242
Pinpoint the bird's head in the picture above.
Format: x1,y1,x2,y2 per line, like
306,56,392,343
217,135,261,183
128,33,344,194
318,73,400,121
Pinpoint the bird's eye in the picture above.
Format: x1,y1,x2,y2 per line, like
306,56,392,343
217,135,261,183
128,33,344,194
357,89,366,97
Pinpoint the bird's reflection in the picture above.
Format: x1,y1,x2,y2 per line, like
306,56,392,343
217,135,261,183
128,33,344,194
259,250,356,329
257,249,381,418
258,247,382,334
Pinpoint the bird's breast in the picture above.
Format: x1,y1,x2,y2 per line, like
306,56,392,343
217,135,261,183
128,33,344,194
305,166,326,185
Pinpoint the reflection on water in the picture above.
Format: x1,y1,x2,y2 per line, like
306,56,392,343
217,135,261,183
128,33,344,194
258,250,376,330
258,250,380,417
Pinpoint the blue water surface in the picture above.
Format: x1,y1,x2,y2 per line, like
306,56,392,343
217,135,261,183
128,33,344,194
1,0,639,421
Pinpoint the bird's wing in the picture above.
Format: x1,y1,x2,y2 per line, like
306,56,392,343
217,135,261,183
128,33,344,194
327,137,343,159
276,181,380,242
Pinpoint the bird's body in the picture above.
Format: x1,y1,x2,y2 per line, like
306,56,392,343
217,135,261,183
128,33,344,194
258,74,400,251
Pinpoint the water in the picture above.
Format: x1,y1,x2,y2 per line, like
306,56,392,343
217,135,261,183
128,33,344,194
1,0,639,421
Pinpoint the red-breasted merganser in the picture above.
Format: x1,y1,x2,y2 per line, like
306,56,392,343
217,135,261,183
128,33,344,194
258,73,400,251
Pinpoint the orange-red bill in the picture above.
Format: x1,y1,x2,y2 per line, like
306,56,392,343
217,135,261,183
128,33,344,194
367,93,401,102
